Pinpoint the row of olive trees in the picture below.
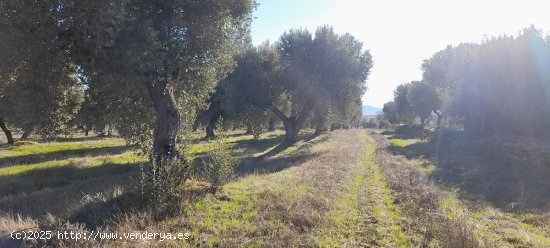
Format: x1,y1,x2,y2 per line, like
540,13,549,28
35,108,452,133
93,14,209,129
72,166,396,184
197,27,373,145
1,1,373,176
0,1,85,144
383,81,442,127
383,26,550,138
0,0,255,158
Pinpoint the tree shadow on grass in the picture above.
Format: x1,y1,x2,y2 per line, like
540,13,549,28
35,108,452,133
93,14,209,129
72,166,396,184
0,162,142,197
38,136,107,143
69,180,215,230
0,163,145,233
235,137,324,177
231,132,328,175
383,134,550,210
230,135,283,158
0,159,214,231
387,142,435,160
0,145,130,167
235,151,321,177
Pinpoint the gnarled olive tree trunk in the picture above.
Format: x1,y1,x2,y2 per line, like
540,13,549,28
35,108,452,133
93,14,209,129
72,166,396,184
21,128,33,141
204,102,222,139
146,81,181,162
267,101,315,146
282,118,298,145
267,117,276,131
0,118,14,145
313,125,325,137
205,114,219,138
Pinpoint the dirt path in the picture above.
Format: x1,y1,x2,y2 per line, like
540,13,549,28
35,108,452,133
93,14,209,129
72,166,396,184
179,129,409,247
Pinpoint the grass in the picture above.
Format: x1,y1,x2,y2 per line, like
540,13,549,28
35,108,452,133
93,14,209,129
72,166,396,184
183,134,321,246
1,129,339,247
375,130,550,247
388,138,419,147
0,135,143,230
320,133,408,247
438,192,550,247
6,128,545,247
0,138,125,158
363,136,408,247
169,129,409,247
0,151,142,176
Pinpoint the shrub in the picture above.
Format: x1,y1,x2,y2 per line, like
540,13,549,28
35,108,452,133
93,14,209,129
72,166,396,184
199,139,236,192
395,124,431,139
139,150,192,213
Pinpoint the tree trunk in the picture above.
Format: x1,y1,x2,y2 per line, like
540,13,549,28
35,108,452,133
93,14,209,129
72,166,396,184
267,105,297,145
245,124,253,135
283,118,298,145
265,100,314,146
313,125,324,137
146,81,181,162
84,126,91,136
21,128,33,141
205,114,219,138
267,117,276,132
434,111,442,127
192,118,200,132
106,124,112,137
0,118,14,145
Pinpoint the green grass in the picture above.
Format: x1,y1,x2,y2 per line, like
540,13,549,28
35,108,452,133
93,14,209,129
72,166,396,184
319,145,369,246
187,131,284,159
438,191,550,247
183,137,314,246
388,138,419,147
0,138,126,158
319,133,408,247
0,130,436,247
0,151,143,176
383,134,550,247
364,137,409,247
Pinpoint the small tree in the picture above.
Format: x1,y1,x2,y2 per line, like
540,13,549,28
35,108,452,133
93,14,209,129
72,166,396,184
393,84,415,124
407,81,441,126
382,101,399,125
200,140,236,192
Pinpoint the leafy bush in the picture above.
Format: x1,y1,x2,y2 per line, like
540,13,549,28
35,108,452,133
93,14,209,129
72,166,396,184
139,150,192,213
199,139,236,192
395,124,431,139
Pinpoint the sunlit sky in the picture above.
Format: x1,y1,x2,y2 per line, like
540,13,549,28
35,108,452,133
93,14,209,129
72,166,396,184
250,0,550,107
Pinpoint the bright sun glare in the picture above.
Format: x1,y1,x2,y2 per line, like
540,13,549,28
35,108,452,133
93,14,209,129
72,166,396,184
251,0,550,107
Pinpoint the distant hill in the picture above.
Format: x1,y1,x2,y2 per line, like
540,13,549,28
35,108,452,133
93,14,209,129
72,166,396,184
362,105,382,116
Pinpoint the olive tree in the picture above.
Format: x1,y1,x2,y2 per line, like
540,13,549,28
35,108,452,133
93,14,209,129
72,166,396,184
0,0,83,143
55,0,255,162
406,81,441,126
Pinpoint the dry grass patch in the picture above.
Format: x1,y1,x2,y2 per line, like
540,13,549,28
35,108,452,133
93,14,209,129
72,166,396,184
176,130,378,247
373,129,550,247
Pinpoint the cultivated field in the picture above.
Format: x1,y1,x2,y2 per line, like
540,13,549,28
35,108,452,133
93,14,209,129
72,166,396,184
1,130,549,247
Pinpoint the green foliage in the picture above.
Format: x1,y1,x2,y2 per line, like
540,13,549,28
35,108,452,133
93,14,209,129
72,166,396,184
406,81,441,125
0,1,84,137
393,84,415,123
421,26,550,137
199,139,237,191
77,0,252,156
360,116,379,128
0,0,255,157
219,26,372,143
382,80,442,127
140,153,191,210
383,101,399,125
